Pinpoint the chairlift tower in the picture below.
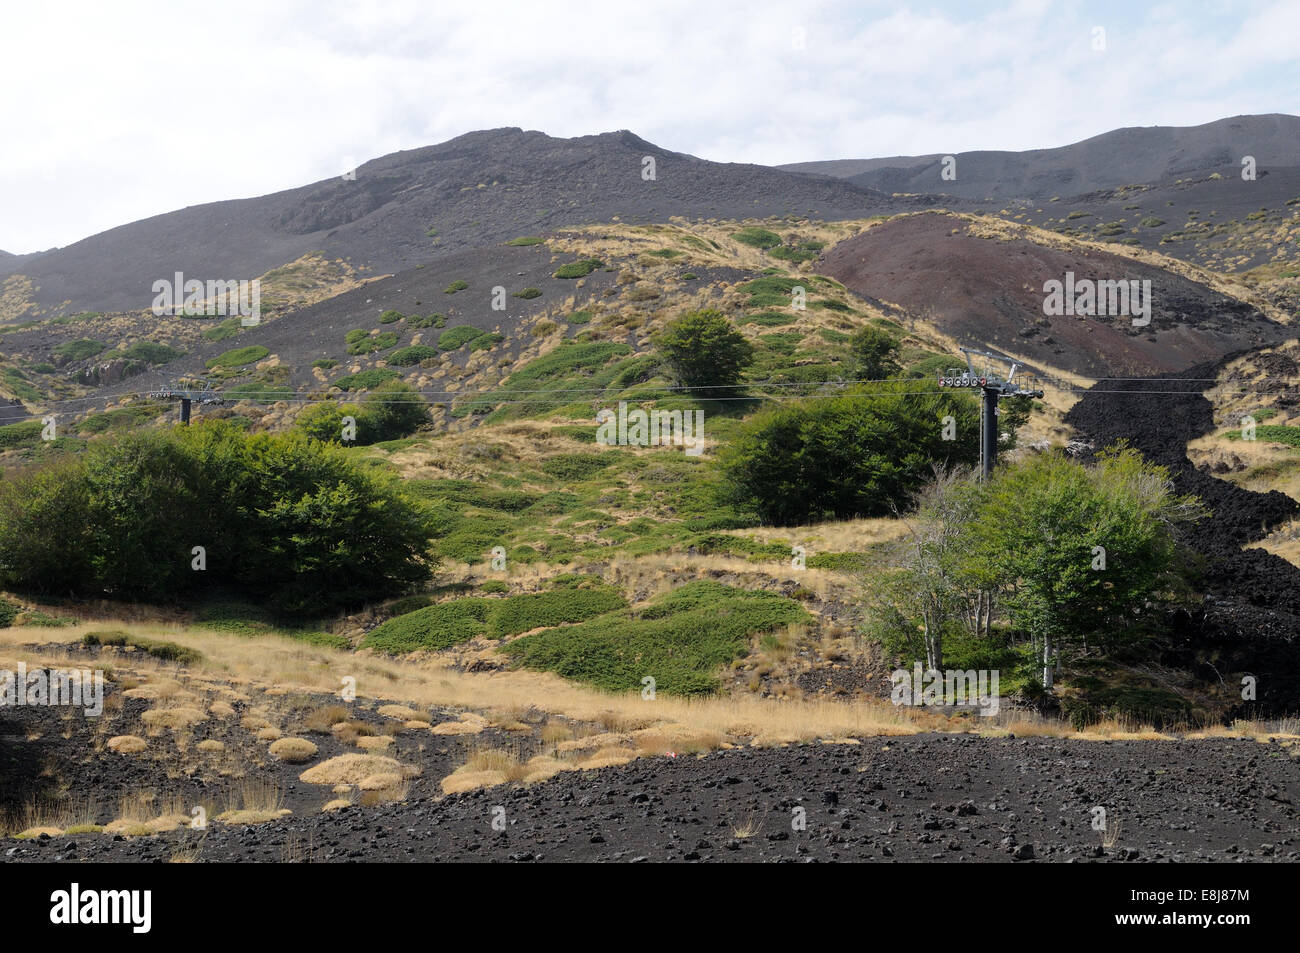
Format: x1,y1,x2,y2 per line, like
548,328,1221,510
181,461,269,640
938,348,1044,480
148,379,224,424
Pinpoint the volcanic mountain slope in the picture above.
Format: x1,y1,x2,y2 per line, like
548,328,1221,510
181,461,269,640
989,168,1300,276
781,114,1300,201
818,211,1289,378
0,129,925,319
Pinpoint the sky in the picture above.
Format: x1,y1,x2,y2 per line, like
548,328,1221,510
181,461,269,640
1,0,1297,254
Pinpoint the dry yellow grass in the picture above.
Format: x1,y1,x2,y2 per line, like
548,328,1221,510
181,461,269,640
355,735,393,751
377,704,422,721
299,754,404,785
268,738,319,763
217,779,289,825
107,734,147,754
196,739,225,753
255,726,282,742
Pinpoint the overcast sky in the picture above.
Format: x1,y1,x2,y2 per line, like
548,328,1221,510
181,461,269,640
1,0,1296,253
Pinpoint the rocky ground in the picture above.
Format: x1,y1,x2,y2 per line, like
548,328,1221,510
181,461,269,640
3,732,1296,863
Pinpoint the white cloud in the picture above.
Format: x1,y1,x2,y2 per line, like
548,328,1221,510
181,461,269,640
0,0,1295,252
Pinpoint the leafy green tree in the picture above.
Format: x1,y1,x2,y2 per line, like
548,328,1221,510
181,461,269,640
293,381,429,446
719,382,980,524
0,421,436,613
848,326,901,381
362,379,430,441
653,308,753,396
964,446,1206,688
295,401,366,444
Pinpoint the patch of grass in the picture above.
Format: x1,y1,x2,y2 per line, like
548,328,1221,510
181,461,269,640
506,236,545,246
567,310,592,324
52,338,106,362
0,420,44,449
438,326,488,351
312,358,338,369
207,345,269,368
554,258,603,279
505,581,811,694
1139,217,1166,228
388,345,440,366
117,341,184,365
203,318,243,342
408,313,446,329
513,288,542,299
469,332,504,351
82,630,203,665
379,310,404,324
733,227,782,249
334,369,400,391
444,280,469,294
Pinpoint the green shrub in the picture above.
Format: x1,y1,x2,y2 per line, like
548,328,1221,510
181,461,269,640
0,423,434,613
506,236,544,246
733,227,782,249
486,586,626,639
504,581,809,694
335,369,400,391
438,326,487,351
0,420,44,449
312,358,338,369
513,288,542,299
388,345,440,366
203,318,242,342
363,598,494,651
52,339,106,362
1139,217,1166,228
554,259,603,279
0,598,18,627
82,630,203,665
118,341,184,364
468,332,504,351
444,280,468,294
379,310,404,324
719,382,980,524
408,313,445,329
207,345,269,368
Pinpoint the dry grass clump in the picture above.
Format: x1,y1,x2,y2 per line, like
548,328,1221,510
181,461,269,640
196,739,225,753
579,746,636,769
255,726,282,742
377,704,425,721
209,700,236,718
104,792,192,836
107,734,147,754
269,737,319,763
356,735,393,751
217,779,290,825
142,706,207,730
299,754,404,785
240,714,272,731
440,746,533,794
303,704,352,733
429,712,487,735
